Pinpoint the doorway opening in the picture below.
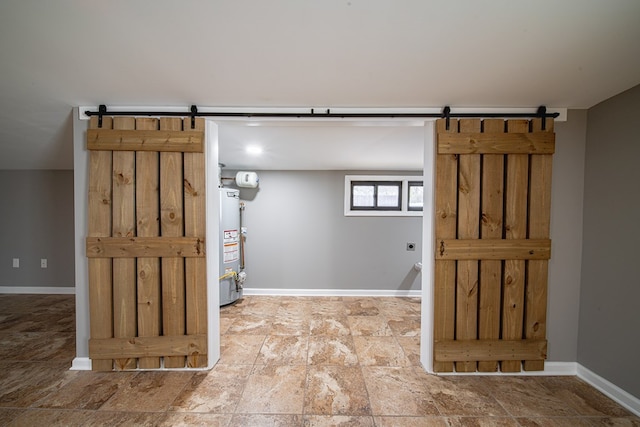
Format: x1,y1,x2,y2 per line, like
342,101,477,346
211,119,433,370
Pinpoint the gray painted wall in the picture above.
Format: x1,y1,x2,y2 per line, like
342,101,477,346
579,85,640,398
0,170,74,288
231,170,423,292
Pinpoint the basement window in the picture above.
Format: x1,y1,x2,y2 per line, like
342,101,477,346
345,175,423,217
408,181,424,211
351,181,401,211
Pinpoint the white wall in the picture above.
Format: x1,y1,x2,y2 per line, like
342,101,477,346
546,110,588,362
72,109,90,363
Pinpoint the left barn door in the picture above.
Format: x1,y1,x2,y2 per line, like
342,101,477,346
86,115,208,370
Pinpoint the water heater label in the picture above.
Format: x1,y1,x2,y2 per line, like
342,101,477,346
223,229,239,243
223,229,239,263
223,242,239,263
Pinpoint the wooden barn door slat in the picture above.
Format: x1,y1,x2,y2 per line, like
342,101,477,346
88,116,114,371
478,119,505,372
433,119,459,373
455,119,481,373
183,118,208,368
111,117,138,370
501,119,530,373
135,117,162,369
159,117,187,368
524,118,554,371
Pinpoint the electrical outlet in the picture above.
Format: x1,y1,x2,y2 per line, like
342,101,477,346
406,242,416,251
41,259,48,268
13,258,19,268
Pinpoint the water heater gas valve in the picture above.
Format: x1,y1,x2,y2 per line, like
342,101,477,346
237,271,247,287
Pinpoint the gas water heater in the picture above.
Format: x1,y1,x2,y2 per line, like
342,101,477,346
219,188,245,305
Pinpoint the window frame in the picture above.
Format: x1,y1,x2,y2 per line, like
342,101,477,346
407,180,424,212
344,175,423,217
350,180,402,211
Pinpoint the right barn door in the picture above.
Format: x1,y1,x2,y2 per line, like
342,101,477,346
433,117,554,373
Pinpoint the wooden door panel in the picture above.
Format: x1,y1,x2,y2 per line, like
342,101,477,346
433,118,554,373
86,116,207,370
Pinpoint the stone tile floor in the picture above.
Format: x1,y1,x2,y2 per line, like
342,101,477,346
0,294,638,426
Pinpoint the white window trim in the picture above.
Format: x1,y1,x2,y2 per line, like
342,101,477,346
344,174,423,217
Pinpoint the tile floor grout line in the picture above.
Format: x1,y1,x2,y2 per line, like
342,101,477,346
229,332,267,416
356,350,376,419
165,370,198,415
301,302,311,419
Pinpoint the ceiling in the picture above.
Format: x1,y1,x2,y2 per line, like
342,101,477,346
218,120,426,171
1,1,639,170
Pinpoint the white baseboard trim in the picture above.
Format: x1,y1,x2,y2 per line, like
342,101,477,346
0,286,75,295
540,361,578,375
433,361,638,416
577,364,640,417
70,357,92,371
69,357,211,372
242,288,421,297
434,361,578,377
